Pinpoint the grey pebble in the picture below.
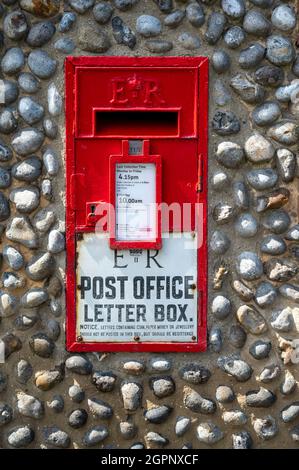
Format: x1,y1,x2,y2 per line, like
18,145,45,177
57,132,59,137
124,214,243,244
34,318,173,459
246,168,278,191
92,371,117,392
0,108,18,134
211,294,232,320
29,332,54,358
259,364,281,383
178,32,201,50
43,147,59,176
266,35,295,66
253,416,278,440
262,209,290,234
184,387,216,414
222,0,245,19
121,382,142,411
144,405,172,424
212,110,240,135
47,395,64,413
211,50,230,74
196,422,224,445
212,203,235,225
260,235,286,255
83,425,109,446
3,245,24,270
0,80,19,105
249,339,271,359
10,186,40,213
229,324,247,348
233,181,249,210
68,409,88,428
12,128,44,156
210,230,230,254
214,79,231,106
18,97,44,125
230,73,265,104
211,170,230,189
43,118,58,140
0,403,13,426
145,431,168,447
186,3,205,27
54,38,76,54
42,426,70,449
232,431,252,449
66,356,92,375
217,355,252,382
209,326,223,353
276,148,296,183
69,0,95,14
175,416,191,437
271,307,294,332
236,251,263,280
1,47,25,75
18,73,40,94
235,213,258,238
7,426,34,448
239,43,265,69
254,65,284,88
149,376,175,398
280,402,299,423
16,359,32,384
3,10,28,40
145,40,173,53
69,384,85,403
136,15,161,38
0,192,10,221
279,283,299,303
245,133,275,163
205,12,226,45
271,5,296,32
267,121,299,146
48,230,65,254
246,388,276,407
280,370,297,396
26,251,55,281
0,167,11,189
216,385,235,403
224,26,245,49
180,363,211,385
93,3,113,24
252,101,281,127
41,179,53,200
12,157,42,183
28,50,57,79
58,12,77,32
26,21,56,47
164,10,185,28
243,10,271,37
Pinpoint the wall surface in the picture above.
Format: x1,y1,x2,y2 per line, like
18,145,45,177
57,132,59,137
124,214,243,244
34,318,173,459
0,0,299,450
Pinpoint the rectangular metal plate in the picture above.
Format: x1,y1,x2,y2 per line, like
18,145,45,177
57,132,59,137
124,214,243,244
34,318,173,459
76,233,198,343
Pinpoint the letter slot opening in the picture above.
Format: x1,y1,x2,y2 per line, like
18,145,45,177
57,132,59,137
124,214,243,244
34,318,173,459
95,110,179,137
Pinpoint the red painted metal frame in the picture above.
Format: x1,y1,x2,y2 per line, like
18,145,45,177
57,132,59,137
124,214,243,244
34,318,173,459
109,140,162,250
65,56,209,353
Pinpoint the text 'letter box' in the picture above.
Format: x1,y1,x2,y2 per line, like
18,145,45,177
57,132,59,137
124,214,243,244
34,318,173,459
65,57,208,352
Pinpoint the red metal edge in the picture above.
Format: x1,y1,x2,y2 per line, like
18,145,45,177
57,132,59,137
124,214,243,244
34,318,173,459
65,56,209,353
109,154,162,250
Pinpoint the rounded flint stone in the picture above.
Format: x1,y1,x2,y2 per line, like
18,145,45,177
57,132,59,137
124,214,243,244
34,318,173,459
183,387,216,414
267,121,299,146
244,134,275,163
186,3,205,27
249,340,271,360
253,416,278,440
209,326,223,353
196,423,224,445
230,74,265,104
266,35,295,66
229,324,247,348
236,251,263,280
178,32,201,50
205,12,226,45
210,230,230,254
260,235,286,255
7,426,34,448
65,356,92,375
211,50,230,74
93,3,113,24
235,213,258,238
216,385,235,403
18,73,40,94
175,416,191,437
0,108,18,135
237,304,267,334
58,12,77,32
18,97,44,125
0,192,10,221
271,5,296,32
254,65,284,88
136,15,162,38
3,245,24,270
246,168,278,191
69,0,95,14
1,47,25,75
48,84,62,116
211,294,232,320
224,26,245,49
144,405,172,424
68,409,88,428
212,203,235,225
252,101,281,127
82,425,108,447
212,110,240,135
69,384,84,402
179,363,211,384
211,170,230,189
221,0,245,19
26,252,55,281
233,181,249,210
12,128,44,156
217,355,252,382
164,10,185,28
232,431,252,449
26,21,56,47
28,50,57,79
216,141,245,169
3,10,29,40
262,209,291,234
239,43,265,69
0,168,11,189
246,388,276,407
12,157,42,183
243,10,271,37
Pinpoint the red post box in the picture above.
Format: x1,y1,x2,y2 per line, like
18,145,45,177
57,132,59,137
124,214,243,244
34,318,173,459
65,57,208,352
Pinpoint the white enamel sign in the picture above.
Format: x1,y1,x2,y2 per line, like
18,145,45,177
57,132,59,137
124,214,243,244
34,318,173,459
76,233,198,343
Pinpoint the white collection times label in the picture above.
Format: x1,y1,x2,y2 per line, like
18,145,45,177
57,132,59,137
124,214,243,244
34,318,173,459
115,163,156,241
